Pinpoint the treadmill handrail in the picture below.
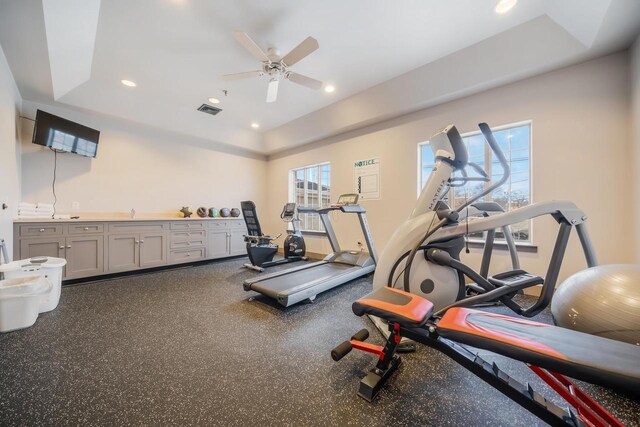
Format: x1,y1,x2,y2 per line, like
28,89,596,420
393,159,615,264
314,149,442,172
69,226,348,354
297,205,366,214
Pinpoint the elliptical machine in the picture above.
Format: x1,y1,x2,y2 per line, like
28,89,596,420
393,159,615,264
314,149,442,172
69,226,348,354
241,201,307,272
370,123,598,349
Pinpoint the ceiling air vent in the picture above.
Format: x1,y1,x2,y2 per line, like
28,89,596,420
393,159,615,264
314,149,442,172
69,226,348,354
197,104,222,116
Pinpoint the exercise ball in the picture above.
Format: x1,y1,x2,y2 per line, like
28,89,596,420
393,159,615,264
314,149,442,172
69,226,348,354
220,208,231,217
230,208,241,217
551,264,640,345
196,207,207,218
208,207,218,218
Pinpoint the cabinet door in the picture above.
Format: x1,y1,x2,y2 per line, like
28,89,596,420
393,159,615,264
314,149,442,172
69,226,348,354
20,237,66,260
108,234,139,272
65,236,104,279
228,230,247,256
208,230,229,258
139,232,167,268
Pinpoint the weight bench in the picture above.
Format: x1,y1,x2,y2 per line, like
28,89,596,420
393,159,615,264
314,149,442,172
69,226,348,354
334,287,639,427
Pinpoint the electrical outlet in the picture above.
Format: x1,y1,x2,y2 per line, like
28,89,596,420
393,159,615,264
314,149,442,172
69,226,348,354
72,201,80,210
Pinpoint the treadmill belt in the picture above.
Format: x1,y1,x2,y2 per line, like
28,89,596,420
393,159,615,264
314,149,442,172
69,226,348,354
250,263,357,297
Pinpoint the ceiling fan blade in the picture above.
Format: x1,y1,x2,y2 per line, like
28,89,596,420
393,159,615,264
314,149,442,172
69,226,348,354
266,78,279,103
232,31,270,62
222,70,263,81
286,72,323,90
281,36,319,67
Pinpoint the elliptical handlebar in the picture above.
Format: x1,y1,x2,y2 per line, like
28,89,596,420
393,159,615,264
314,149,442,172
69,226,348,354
455,123,511,212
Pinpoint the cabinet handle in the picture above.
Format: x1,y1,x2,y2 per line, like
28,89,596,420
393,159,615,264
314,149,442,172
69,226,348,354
66,245,71,249
186,253,191,257
140,240,144,243
59,246,64,250
39,228,45,232
83,227,89,231
135,240,139,244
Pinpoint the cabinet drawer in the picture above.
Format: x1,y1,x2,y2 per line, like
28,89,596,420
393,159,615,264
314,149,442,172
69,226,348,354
169,247,206,263
68,223,104,235
108,222,166,233
170,240,206,250
208,221,229,228
170,221,205,230
19,224,63,237
230,220,246,229
170,230,206,242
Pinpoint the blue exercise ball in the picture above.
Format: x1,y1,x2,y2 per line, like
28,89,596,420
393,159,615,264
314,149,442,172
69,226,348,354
551,264,640,346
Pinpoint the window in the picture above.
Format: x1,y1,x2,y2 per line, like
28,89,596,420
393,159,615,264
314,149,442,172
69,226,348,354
418,121,532,243
289,162,331,232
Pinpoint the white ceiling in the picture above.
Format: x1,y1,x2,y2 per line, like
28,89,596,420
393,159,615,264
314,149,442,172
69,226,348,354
0,0,639,155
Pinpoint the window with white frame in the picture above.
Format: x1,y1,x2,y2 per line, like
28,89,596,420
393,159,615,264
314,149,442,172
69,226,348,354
289,162,331,232
418,121,532,243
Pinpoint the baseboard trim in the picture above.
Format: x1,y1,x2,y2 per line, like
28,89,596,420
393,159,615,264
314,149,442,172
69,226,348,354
62,255,247,286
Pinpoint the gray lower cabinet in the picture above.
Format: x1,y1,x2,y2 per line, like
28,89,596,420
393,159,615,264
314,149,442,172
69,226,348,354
65,235,104,279
229,230,246,256
19,235,104,279
140,232,167,268
108,232,167,272
208,230,230,258
20,237,66,260
108,234,139,272
14,219,246,281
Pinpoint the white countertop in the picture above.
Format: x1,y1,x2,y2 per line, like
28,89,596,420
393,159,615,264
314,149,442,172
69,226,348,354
14,216,243,223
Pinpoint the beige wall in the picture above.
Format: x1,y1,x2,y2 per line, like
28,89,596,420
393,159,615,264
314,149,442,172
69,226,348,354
265,51,633,282
0,44,22,260
20,102,268,217
632,36,640,262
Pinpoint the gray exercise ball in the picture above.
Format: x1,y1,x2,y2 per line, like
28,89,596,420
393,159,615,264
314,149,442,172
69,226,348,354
551,264,640,346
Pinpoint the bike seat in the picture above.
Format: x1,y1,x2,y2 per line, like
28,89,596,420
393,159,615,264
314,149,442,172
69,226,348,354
352,287,434,328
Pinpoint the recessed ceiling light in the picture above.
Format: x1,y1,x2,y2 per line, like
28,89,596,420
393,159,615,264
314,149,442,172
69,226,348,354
324,85,335,93
208,97,220,104
121,79,137,87
495,0,517,14
251,123,260,129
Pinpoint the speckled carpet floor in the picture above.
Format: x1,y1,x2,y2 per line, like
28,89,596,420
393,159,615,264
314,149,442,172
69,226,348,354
1,258,638,426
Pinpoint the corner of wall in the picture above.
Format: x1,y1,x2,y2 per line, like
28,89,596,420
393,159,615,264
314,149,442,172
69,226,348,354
631,35,640,262
0,42,23,261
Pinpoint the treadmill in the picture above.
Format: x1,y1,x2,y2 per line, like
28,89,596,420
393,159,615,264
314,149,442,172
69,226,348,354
243,194,377,307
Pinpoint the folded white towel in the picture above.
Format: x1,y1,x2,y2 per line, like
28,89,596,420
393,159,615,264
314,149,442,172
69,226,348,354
35,208,54,213
19,209,38,214
36,203,54,209
18,204,37,209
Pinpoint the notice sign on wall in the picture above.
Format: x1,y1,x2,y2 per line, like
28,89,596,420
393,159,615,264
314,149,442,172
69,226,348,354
354,157,381,200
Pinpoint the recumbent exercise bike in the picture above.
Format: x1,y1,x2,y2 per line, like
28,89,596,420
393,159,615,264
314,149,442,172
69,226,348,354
241,201,307,272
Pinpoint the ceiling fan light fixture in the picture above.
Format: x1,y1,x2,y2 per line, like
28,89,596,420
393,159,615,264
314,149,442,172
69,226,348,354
208,97,220,104
495,0,517,14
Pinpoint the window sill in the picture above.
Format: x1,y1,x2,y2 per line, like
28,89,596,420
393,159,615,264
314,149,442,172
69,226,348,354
300,230,327,237
466,240,538,253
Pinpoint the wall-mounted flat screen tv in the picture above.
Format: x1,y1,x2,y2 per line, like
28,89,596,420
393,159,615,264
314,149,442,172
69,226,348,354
32,109,100,158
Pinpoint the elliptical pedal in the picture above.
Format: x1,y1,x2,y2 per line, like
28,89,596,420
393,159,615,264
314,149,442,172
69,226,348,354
488,269,544,291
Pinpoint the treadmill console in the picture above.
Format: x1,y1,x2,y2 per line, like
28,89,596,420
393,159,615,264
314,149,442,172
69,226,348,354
281,202,296,221
333,194,359,207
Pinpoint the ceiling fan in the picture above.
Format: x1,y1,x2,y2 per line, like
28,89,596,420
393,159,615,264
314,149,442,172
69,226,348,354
223,32,323,103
